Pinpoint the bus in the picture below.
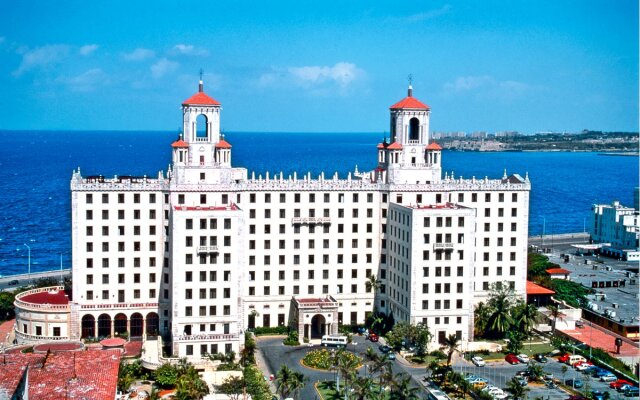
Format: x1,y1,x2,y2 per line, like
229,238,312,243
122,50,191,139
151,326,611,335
321,335,348,348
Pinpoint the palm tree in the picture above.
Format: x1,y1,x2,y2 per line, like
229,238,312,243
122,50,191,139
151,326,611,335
275,364,297,399
518,303,540,335
366,274,381,311
389,373,420,400
288,370,305,399
351,376,375,400
441,334,461,366
474,302,491,337
506,376,530,400
175,366,210,400
370,354,392,396
487,292,514,334
547,303,565,334
337,352,360,398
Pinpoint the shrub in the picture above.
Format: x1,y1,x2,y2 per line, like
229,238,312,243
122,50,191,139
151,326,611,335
302,349,360,370
251,326,288,336
430,350,446,359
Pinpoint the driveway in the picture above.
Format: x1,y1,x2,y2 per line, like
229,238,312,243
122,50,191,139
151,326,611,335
256,335,426,399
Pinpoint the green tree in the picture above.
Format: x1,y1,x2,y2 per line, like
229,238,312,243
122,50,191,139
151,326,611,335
441,334,460,366
514,302,540,336
413,323,432,358
275,365,297,399
506,377,530,399
486,283,516,335
351,376,375,400
0,292,16,321
154,363,180,388
474,302,491,337
337,350,360,397
175,366,209,400
506,330,524,354
370,354,392,397
547,303,564,334
217,376,244,400
389,373,420,400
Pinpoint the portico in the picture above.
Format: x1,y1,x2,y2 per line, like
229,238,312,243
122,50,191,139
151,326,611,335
292,296,339,341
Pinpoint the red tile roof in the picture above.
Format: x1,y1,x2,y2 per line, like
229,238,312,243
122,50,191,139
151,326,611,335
0,350,120,400
426,142,442,150
100,337,126,347
182,91,221,106
377,143,386,149
546,268,571,275
171,138,189,148
387,142,403,150
0,363,26,396
390,96,430,110
215,139,232,149
526,280,555,295
19,289,70,305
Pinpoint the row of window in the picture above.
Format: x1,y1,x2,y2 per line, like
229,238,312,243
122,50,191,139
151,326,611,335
248,253,373,265
85,257,158,268
85,288,156,301
249,238,375,250
184,343,233,357
86,225,158,236
185,218,232,230
248,283,367,296
185,305,232,316
249,268,372,281
86,241,158,252
249,192,375,204
86,209,159,220
249,208,376,219
421,299,465,310
86,193,161,204
85,272,155,285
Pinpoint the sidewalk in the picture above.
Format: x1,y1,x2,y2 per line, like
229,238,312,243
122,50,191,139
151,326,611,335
254,336,278,394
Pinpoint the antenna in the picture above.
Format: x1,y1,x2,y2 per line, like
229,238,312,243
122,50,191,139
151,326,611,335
408,74,413,86
407,74,413,96
199,68,204,81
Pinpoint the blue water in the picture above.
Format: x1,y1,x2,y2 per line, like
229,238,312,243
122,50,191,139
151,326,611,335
0,130,637,275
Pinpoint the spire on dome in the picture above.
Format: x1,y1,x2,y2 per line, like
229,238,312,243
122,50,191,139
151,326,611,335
198,68,204,92
408,74,413,97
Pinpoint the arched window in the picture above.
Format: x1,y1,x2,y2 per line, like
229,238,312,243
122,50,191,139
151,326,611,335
196,114,208,139
409,117,420,142
390,115,397,142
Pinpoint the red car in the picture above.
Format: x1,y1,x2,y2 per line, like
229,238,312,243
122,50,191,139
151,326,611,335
368,333,379,342
610,379,632,389
505,354,520,364
558,353,570,363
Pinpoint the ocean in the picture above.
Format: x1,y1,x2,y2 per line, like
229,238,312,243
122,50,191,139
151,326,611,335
0,130,637,276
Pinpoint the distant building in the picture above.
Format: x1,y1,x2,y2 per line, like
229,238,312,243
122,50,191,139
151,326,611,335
591,193,640,261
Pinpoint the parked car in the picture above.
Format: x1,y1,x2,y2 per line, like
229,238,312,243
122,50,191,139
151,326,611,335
516,354,530,363
567,355,587,366
505,354,520,364
368,333,379,342
566,396,587,400
379,345,391,353
618,384,636,393
515,377,528,386
558,353,571,363
600,373,618,382
387,352,396,360
566,379,584,388
591,390,607,400
589,367,610,377
623,386,639,397
575,361,594,371
8,279,19,286
611,380,633,390
543,373,554,381
471,356,486,367
534,354,548,363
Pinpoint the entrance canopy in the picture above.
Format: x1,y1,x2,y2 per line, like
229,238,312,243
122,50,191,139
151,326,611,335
292,296,339,341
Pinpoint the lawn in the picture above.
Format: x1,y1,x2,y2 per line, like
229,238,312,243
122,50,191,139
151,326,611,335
469,341,555,361
316,380,389,400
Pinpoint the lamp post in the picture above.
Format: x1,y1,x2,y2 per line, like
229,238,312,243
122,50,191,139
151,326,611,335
23,243,31,280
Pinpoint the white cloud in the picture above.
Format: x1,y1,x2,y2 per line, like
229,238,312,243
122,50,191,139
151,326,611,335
122,48,155,61
79,44,98,56
443,75,530,100
259,62,365,94
13,44,71,76
55,68,107,92
171,44,209,56
404,5,452,22
151,58,179,78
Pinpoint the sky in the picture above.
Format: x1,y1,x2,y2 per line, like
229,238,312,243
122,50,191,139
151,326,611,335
0,1,637,133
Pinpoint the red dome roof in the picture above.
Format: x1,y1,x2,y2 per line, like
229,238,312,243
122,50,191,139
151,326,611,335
387,142,403,150
182,91,220,106
215,139,232,149
171,138,189,148
426,142,442,150
390,96,430,110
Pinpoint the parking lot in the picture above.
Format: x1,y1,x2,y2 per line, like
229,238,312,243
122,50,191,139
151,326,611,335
452,355,631,400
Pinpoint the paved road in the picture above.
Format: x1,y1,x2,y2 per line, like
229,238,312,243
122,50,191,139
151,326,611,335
256,335,426,400
0,269,70,291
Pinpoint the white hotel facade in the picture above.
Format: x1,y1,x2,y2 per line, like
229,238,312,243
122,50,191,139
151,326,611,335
70,81,530,360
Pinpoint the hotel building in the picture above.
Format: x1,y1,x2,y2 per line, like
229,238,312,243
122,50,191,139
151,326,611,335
68,81,530,360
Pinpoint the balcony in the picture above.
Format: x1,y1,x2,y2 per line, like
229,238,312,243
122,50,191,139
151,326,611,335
197,246,219,254
291,217,331,225
433,242,454,250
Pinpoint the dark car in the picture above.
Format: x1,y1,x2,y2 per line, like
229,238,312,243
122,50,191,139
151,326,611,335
591,391,607,400
379,345,391,353
8,279,19,286
534,354,548,363
566,379,584,388
624,387,639,397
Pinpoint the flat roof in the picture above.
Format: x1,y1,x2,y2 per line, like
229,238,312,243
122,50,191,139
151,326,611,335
18,289,70,305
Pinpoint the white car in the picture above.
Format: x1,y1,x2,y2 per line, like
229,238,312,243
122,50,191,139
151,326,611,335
600,373,618,382
516,354,530,363
472,356,486,367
